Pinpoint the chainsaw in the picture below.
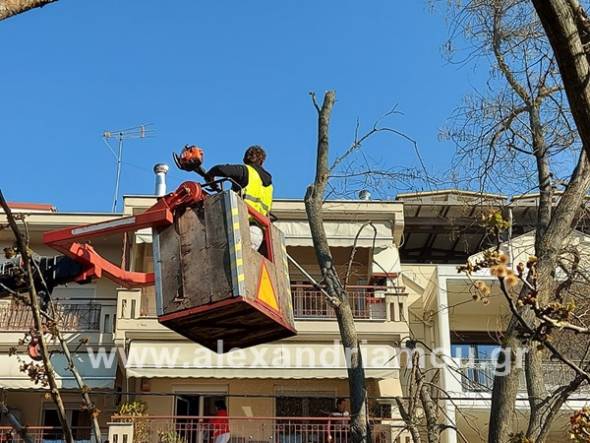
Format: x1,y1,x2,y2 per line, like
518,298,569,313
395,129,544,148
174,145,207,175
173,145,220,191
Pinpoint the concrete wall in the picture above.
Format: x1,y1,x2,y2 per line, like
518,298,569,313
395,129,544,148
134,378,353,416
3,391,116,428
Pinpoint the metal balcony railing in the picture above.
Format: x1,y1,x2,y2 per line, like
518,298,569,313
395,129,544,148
135,285,392,321
0,426,107,443
0,301,101,332
291,285,388,320
458,359,590,393
110,416,401,443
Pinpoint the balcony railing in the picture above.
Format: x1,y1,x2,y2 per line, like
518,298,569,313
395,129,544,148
135,285,394,321
291,285,388,320
0,302,101,332
110,416,401,443
0,426,107,443
458,359,590,393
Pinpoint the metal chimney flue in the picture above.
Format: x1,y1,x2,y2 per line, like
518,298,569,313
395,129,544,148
358,190,371,200
154,163,169,196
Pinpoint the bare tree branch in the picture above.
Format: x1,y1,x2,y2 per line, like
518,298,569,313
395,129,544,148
0,0,57,21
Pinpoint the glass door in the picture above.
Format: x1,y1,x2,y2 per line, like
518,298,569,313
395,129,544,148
176,395,199,443
175,393,227,443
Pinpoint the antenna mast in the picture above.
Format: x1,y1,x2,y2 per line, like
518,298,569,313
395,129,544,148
102,124,155,212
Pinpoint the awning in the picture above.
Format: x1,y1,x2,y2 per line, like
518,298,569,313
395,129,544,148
0,352,117,390
134,222,395,248
372,245,401,275
124,341,399,380
274,221,394,248
135,227,152,244
376,378,402,399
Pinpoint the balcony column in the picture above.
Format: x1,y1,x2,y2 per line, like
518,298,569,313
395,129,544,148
385,295,395,321
107,421,134,443
435,274,457,443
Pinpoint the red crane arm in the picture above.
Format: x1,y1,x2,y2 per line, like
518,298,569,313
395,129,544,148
43,181,204,288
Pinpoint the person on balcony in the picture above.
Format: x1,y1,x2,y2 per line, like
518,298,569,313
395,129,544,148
210,400,230,443
327,399,349,443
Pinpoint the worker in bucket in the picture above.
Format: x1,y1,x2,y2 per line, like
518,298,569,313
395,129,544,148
174,144,273,250
205,145,273,250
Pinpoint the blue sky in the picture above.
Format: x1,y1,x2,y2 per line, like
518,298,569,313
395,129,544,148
0,0,481,212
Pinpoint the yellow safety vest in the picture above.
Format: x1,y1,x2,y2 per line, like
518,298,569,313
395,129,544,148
243,164,273,216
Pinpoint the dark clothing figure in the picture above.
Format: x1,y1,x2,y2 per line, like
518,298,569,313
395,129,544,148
206,164,273,192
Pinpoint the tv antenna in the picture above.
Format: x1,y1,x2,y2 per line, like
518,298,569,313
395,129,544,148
102,123,155,212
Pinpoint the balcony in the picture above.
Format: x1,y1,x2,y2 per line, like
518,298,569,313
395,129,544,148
116,283,409,339
130,285,406,322
0,426,107,443
108,416,403,443
458,359,590,393
292,285,390,320
0,299,116,343
0,301,102,331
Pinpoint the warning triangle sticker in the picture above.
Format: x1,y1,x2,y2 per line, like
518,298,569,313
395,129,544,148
257,262,280,311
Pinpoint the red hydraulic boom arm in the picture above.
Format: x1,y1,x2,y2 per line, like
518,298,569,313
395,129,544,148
42,181,204,287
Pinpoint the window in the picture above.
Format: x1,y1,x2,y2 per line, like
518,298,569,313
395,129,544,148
451,343,500,361
451,333,501,391
71,411,91,441
42,407,91,443
42,409,62,441
370,403,392,418
174,393,227,443
276,396,334,417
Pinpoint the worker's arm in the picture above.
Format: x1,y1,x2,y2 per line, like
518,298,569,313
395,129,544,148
206,164,248,189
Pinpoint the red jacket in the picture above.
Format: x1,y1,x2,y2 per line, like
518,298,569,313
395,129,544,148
210,409,230,436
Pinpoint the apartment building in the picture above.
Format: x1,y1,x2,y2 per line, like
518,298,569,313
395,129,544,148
0,204,120,434
0,188,587,443
398,190,590,443
114,194,408,422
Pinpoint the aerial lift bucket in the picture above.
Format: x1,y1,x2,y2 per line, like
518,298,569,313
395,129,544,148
153,190,297,352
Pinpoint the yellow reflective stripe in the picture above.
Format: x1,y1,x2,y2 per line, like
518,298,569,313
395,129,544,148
243,194,271,212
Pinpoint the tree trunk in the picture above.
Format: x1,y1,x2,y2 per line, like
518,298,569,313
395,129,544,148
0,0,57,21
488,317,524,443
394,398,422,443
488,149,590,443
522,104,552,442
524,349,549,440
419,383,439,443
524,150,590,442
532,0,590,161
304,91,371,443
